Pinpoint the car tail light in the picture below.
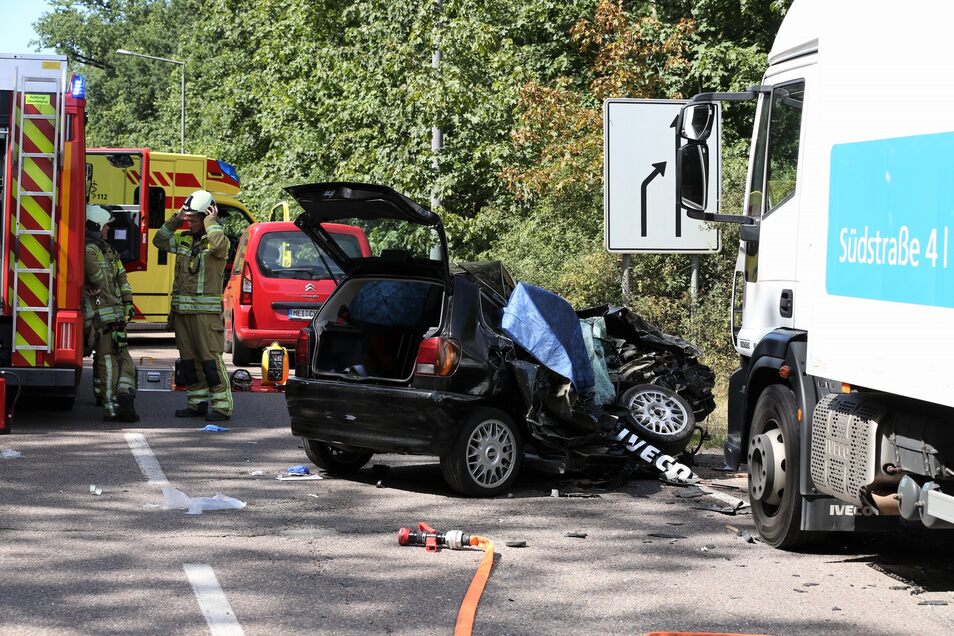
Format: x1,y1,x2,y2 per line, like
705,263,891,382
240,262,253,305
414,337,461,377
295,328,311,376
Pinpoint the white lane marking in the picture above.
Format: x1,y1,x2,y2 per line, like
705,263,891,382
124,432,169,485
698,484,749,508
184,564,245,636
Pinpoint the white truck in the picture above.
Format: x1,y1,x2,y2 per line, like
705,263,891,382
670,1,954,547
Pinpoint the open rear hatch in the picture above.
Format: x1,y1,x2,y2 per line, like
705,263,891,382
288,182,449,281
287,183,450,381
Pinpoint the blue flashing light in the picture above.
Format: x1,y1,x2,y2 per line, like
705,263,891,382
70,74,86,99
217,159,239,184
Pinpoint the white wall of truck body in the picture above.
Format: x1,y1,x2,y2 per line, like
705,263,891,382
766,2,954,408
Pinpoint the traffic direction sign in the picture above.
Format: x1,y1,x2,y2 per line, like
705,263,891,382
604,99,721,254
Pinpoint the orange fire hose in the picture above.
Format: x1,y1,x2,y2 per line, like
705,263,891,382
454,535,494,636
397,524,496,635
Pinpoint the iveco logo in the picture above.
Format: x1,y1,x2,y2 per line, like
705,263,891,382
304,283,316,292
826,439,851,460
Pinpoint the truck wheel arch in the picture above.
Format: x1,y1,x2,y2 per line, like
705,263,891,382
725,329,812,471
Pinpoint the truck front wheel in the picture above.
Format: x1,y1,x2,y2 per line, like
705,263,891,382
748,384,806,549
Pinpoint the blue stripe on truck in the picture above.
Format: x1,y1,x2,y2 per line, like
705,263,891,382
827,130,954,307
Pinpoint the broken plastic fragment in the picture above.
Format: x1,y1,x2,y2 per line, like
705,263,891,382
659,463,700,485
88,484,109,496
1,449,21,459
565,531,587,539
737,529,757,544
249,470,264,476
161,486,246,514
276,473,323,481
506,541,528,548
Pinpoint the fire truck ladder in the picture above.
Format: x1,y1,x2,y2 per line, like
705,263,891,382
11,72,62,362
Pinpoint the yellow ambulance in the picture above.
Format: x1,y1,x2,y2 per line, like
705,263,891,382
85,148,254,328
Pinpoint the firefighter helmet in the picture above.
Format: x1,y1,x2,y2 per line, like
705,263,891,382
86,204,114,231
183,189,214,215
230,368,253,391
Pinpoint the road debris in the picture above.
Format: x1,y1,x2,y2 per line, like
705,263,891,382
89,484,111,496
565,531,588,539
287,465,310,476
648,532,687,539
1,448,21,459
161,486,246,514
918,600,949,606
733,529,758,544
506,541,528,548
692,501,751,515
277,473,323,481
198,424,229,432
673,486,706,499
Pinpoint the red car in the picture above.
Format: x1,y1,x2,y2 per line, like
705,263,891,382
224,221,370,365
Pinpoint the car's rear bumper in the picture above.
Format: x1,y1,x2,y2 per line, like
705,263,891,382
285,376,483,455
234,326,299,349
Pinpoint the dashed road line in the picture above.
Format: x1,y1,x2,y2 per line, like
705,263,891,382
124,432,169,485
184,564,245,636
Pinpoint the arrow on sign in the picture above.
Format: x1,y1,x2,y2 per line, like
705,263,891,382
640,161,667,237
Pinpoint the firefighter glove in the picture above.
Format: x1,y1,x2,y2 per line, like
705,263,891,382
112,329,128,353
124,304,135,321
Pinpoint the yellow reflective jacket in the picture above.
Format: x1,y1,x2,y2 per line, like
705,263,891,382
153,215,229,314
84,235,132,329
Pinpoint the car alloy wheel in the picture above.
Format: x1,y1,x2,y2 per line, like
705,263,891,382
441,408,523,497
466,418,517,489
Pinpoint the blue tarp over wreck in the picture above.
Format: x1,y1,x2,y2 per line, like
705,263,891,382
501,281,595,396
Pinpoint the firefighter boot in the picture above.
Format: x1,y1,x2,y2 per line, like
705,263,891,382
205,410,231,422
175,402,209,418
116,391,140,423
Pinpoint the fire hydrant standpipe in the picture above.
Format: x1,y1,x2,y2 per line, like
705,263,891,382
398,522,495,636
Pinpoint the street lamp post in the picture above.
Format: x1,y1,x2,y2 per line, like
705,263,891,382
116,49,185,153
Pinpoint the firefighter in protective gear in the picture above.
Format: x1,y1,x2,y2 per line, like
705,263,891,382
155,190,233,421
84,204,139,422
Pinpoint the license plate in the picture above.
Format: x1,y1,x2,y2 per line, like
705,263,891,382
288,308,318,320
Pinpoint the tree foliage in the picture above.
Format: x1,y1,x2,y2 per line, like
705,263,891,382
34,0,791,381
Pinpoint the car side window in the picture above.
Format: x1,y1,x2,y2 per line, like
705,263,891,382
478,292,503,331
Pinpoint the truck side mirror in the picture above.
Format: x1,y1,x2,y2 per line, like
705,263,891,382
678,142,708,212
680,103,716,141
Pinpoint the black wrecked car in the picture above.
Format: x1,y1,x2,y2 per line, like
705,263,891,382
285,183,715,496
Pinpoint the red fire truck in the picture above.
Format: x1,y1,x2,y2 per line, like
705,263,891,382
0,54,89,431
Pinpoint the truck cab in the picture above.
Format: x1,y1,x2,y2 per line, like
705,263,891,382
674,2,954,546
